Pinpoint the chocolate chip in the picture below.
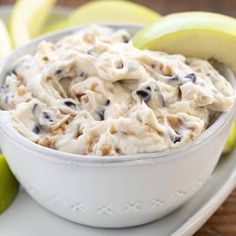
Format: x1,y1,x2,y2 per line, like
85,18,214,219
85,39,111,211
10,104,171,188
185,60,190,65
32,104,38,113
115,60,123,69
151,64,156,69
173,136,181,143
55,69,63,75
136,90,151,103
33,125,40,134
169,75,179,81
79,72,85,77
0,84,9,92
122,35,129,43
4,95,9,104
170,131,182,143
5,68,17,77
64,101,76,108
87,50,93,55
185,73,196,83
12,68,18,76
43,112,54,122
1,84,9,89
146,86,151,91
105,99,110,106
177,87,182,100
97,107,105,120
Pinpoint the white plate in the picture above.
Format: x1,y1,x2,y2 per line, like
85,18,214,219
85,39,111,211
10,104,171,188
1,5,236,236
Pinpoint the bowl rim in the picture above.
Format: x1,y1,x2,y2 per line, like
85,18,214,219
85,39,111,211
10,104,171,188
0,23,235,164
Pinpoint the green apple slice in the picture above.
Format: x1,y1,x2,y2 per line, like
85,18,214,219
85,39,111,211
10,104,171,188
42,19,69,34
0,155,19,213
132,12,236,72
224,122,236,154
42,0,161,34
9,0,57,47
0,19,12,59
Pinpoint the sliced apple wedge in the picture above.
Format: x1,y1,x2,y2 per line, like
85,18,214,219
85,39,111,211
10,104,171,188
224,122,236,154
132,12,236,72
42,0,161,34
42,19,69,34
0,155,19,213
0,19,12,59
69,0,161,25
10,0,57,47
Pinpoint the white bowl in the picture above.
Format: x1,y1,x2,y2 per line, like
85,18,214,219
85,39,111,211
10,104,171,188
0,24,235,228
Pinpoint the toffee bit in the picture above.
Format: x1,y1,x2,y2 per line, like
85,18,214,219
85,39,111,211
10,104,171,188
91,83,97,91
162,65,173,76
42,56,49,62
97,107,105,120
136,90,151,103
105,99,110,106
37,136,52,147
64,101,76,109
185,73,196,83
17,85,27,96
167,116,183,129
43,111,54,122
33,125,40,134
100,144,111,155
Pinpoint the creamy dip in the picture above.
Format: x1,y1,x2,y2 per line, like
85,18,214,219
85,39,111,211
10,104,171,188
0,26,234,155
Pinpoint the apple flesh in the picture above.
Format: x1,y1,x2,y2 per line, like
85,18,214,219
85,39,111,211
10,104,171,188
42,0,161,34
0,20,12,59
10,0,56,47
132,12,236,72
68,0,161,25
0,155,19,213
224,122,236,154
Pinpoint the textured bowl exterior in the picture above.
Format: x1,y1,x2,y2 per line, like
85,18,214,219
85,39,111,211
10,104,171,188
0,24,235,228
0,117,233,228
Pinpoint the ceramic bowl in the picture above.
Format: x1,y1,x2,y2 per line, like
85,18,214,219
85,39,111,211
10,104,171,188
0,24,235,228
